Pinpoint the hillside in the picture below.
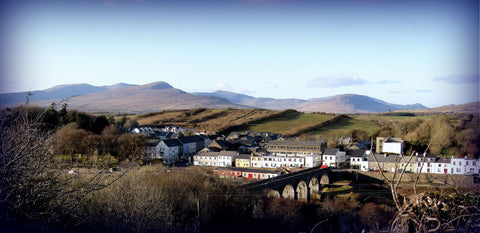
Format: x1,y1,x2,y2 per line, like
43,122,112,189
133,108,350,136
197,91,427,113
297,94,426,113
134,108,281,133
33,82,244,113
194,90,307,110
2,81,429,113
403,101,479,114
0,83,138,106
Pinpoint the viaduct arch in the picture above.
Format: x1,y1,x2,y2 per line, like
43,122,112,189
243,167,332,201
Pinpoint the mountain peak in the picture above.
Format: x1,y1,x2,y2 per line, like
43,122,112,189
144,81,174,90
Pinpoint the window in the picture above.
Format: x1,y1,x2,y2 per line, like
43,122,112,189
466,161,469,166
459,162,462,166
457,168,461,172
453,161,456,165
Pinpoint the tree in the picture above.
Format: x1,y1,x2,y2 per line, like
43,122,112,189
92,115,109,134
76,112,92,130
0,105,122,232
124,118,139,129
116,116,127,128
118,133,145,161
41,104,59,130
52,123,89,155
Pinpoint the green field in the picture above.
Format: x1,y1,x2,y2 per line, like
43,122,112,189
246,111,336,134
308,116,379,137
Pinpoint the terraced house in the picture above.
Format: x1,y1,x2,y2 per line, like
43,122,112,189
266,140,326,156
193,151,238,167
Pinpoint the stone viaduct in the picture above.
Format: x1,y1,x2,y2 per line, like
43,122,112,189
242,167,344,201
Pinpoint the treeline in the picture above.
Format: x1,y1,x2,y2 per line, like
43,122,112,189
63,166,398,233
372,114,480,156
1,105,146,165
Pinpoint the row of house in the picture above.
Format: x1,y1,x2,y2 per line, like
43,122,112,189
213,167,282,180
132,126,182,139
146,135,213,164
350,149,480,175
193,151,323,169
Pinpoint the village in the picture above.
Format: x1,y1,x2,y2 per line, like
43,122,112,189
136,126,480,180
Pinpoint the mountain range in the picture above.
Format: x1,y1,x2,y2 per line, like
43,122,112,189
0,81,436,114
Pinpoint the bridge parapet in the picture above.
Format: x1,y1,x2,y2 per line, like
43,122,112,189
242,167,333,201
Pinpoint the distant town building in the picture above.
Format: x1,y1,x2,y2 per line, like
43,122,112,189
266,140,325,156
193,151,238,167
376,137,404,154
213,167,281,180
322,148,346,168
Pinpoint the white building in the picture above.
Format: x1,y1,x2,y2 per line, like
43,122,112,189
251,155,305,168
305,155,322,168
193,151,238,167
158,139,183,164
451,156,480,175
376,137,404,155
350,149,371,169
322,148,346,168
145,139,162,159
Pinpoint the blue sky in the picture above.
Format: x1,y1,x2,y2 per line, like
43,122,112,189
1,0,478,107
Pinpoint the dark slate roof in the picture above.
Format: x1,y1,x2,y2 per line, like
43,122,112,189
323,148,340,155
178,135,204,144
196,151,237,157
351,149,366,158
198,134,210,140
145,139,161,147
162,139,183,147
367,154,401,163
208,140,229,148
267,140,325,147
236,154,251,160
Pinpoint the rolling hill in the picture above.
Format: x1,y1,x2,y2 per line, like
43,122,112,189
32,82,244,113
404,101,480,114
196,91,427,113
1,81,430,113
0,83,137,106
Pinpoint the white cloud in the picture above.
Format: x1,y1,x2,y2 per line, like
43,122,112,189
306,74,368,88
377,80,399,85
216,82,234,91
414,89,432,93
434,74,479,84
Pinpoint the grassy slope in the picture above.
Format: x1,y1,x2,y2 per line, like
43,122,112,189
245,111,336,135
129,108,440,138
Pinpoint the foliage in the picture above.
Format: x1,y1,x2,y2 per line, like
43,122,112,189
0,105,120,232
391,192,480,232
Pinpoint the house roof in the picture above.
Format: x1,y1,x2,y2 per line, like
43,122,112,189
236,154,251,160
178,135,204,144
351,149,366,158
367,154,401,163
208,140,229,148
145,139,161,147
323,148,340,155
197,134,210,140
162,139,183,147
196,151,238,157
267,140,325,147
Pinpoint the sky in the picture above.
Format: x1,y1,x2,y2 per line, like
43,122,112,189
1,0,478,108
